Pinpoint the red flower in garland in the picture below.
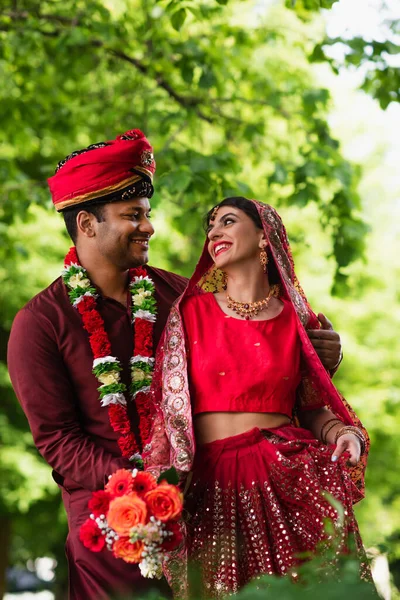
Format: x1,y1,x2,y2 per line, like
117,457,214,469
129,266,147,279
82,310,105,334
79,518,106,552
135,392,152,444
65,247,79,266
88,490,112,517
76,294,97,313
135,320,153,357
117,433,139,458
108,404,132,435
105,469,134,497
89,330,112,358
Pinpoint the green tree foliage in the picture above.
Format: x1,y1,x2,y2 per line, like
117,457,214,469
0,0,398,597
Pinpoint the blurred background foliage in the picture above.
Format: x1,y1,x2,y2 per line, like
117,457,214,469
0,0,399,597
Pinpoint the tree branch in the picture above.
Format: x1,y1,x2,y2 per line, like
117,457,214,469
109,49,214,123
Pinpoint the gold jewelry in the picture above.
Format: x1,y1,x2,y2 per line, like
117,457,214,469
334,426,366,455
320,418,342,444
260,248,268,273
226,284,280,320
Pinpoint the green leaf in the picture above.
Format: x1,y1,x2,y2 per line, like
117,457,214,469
171,8,187,31
158,466,179,485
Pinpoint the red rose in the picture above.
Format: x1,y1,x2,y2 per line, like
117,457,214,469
135,320,153,357
82,310,104,334
117,433,139,459
89,330,112,358
162,521,183,552
79,518,105,552
88,490,112,518
105,469,134,497
108,404,132,435
64,247,78,266
76,295,97,314
132,471,157,498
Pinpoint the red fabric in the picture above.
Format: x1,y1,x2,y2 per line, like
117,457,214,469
182,295,309,417
184,426,368,597
48,129,155,209
7,266,186,599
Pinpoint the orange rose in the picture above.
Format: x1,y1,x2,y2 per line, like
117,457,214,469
107,493,147,536
145,483,183,522
113,537,144,563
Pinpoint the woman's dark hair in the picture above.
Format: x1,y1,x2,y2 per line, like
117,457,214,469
62,202,106,244
204,196,280,284
204,197,263,231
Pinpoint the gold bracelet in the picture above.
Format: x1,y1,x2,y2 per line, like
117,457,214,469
334,426,366,455
320,418,342,444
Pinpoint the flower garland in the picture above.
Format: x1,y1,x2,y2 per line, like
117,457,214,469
62,247,157,464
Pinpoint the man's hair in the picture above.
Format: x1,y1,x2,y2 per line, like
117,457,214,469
62,202,107,244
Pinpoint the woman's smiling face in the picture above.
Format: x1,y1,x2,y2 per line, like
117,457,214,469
207,206,265,270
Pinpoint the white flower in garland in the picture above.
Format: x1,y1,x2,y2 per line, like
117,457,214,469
69,271,92,289
133,309,156,323
98,371,120,385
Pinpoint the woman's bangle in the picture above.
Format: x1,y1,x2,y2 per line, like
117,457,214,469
334,426,366,455
320,418,343,444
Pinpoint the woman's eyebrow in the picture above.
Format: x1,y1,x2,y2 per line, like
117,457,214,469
218,212,237,221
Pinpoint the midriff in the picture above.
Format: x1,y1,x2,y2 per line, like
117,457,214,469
194,411,291,445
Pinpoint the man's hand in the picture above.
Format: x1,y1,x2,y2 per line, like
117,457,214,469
307,313,342,371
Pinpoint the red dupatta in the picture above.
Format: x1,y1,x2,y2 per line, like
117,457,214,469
143,201,369,498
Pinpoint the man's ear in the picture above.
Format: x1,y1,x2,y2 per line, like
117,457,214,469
76,211,97,238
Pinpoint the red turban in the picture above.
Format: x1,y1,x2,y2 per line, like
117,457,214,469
48,129,156,212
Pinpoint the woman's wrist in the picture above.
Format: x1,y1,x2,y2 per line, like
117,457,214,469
320,418,343,444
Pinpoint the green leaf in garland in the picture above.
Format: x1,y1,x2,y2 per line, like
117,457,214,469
98,382,126,397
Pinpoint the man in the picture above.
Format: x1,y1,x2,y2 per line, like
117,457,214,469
7,129,342,600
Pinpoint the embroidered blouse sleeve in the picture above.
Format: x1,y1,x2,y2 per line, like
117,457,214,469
7,307,130,491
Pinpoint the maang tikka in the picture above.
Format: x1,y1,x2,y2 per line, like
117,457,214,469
260,247,268,274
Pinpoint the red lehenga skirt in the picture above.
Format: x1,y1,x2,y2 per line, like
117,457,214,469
183,426,368,597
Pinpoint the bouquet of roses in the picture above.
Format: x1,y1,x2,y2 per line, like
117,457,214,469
79,468,183,579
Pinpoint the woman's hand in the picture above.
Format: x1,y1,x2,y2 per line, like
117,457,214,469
331,433,361,466
307,313,342,371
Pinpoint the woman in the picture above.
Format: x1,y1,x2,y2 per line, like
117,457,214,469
144,198,370,597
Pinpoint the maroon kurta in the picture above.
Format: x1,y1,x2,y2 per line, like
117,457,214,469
7,266,187,600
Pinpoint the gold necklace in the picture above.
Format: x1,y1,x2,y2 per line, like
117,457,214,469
226,284,280,320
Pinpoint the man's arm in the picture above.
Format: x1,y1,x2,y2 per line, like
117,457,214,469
307,313,343,373
7,308,130,491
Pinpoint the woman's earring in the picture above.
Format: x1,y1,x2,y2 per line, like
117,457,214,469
260,248,268,274
222,272,228,290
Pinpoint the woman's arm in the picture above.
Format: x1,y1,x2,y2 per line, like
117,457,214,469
299,407,365,466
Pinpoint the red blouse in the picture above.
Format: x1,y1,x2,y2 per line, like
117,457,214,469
182,293,302,418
